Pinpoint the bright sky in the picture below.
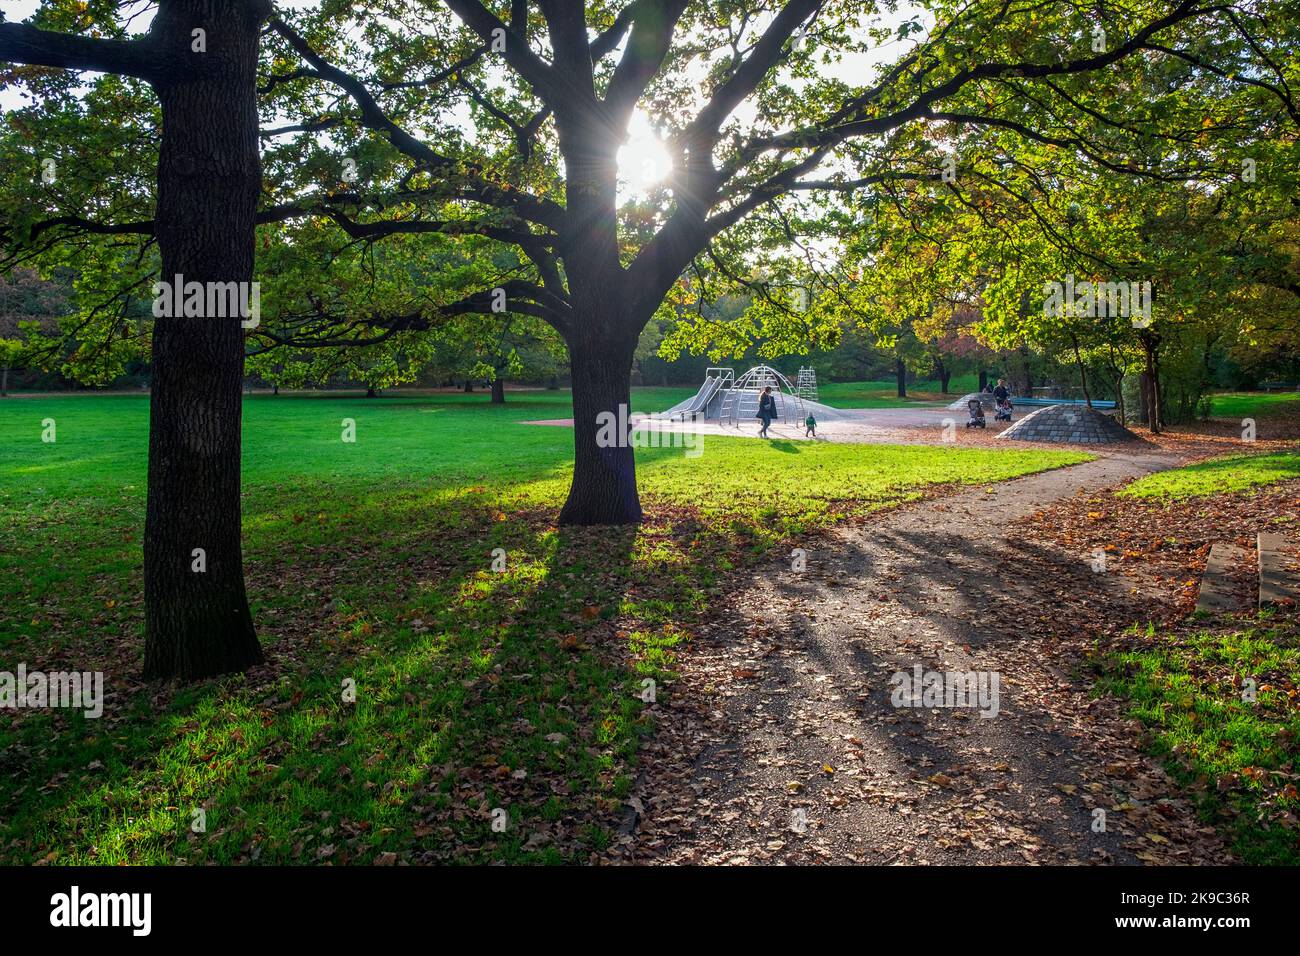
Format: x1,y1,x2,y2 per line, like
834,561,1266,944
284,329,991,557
0,1,39,111
617,5,928,200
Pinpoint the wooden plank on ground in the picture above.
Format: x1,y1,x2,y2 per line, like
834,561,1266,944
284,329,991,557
1196,542,1252,614
1258,533,1300,610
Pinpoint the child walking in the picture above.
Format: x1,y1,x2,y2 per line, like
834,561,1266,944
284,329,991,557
804,413,817,438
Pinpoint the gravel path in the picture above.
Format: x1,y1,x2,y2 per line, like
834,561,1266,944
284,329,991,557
613,451,1232,865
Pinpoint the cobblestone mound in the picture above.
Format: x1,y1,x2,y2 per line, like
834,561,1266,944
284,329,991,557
947,392,997,411
997,403,1136,444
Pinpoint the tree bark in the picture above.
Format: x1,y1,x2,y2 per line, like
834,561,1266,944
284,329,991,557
551,102,643,526
1,364,8,397
490,376,505,404
977,368,987,391
1019,345,1034,397
895,358,907,398
934,356,950,394
560,322,642,526
1069,334,1092,407
142,0,267,680
1139,331,1162,434
1106,345,1125,425
365,386,377,398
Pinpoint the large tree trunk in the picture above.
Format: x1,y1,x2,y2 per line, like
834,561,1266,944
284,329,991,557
560,323,642,526
895,358,907,398
934,356,950,394
1019,345,1034,398
1,363,8,396
143,0,266,680
1069,334,1092,407
977,368,987,391
490,377,505,404
552,103,643,526
1139,331,1162,434
1106,345,1125,425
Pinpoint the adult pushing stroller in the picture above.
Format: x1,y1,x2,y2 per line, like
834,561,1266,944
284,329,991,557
992,380,1014,422
966,398,986,428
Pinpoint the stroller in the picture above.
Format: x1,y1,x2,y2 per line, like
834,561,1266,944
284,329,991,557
965,398,986,428
995,398,1013,422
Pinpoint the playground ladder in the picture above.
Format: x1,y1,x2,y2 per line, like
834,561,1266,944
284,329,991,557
796,367,819,403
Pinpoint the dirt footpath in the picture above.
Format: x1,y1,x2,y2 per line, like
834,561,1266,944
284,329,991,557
613,452,1232,865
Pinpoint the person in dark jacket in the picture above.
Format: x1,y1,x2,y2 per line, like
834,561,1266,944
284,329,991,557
756,386,777,437
992,378,1014,422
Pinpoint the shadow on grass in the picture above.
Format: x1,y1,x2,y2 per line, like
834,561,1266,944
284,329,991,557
0,483,690,864
0,439,1095,863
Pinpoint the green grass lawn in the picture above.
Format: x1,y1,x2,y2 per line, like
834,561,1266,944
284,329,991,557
1119,450,1300,500
0,390,1088,864
1207,391,1300,420
1094,619,1300,865
1091,450,1300,863
818,373,979,408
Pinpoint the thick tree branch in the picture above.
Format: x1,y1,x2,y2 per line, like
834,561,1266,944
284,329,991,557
0,22,176,82
257,277,568,350
441,0,564,106
604,0,691,123
258,67,321,94
269,17,565,231
538,0,597,101
678,0,821,153
590,3,639,61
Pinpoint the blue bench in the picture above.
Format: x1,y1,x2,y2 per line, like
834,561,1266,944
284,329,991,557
1011,397,1117,409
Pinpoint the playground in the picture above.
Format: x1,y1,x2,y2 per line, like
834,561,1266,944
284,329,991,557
523,365,1197,450
658,364,860,427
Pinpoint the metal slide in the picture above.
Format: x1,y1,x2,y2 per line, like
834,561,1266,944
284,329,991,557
671,372,724,420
